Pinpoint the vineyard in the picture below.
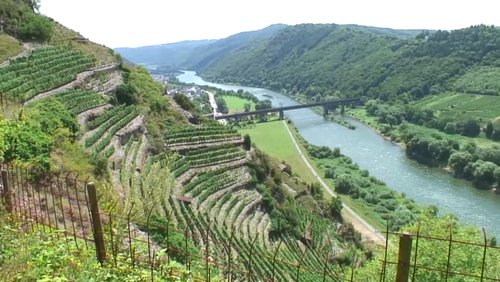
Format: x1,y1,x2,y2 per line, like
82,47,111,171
84,104,140,156
109,124,350,281
0,47,96,101
0,37,354,280
54,90,107,114
165,125,242,149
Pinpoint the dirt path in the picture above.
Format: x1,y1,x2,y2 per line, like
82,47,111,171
282,120,385,245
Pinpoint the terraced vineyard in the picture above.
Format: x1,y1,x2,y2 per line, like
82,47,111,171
0,39,351,279
84,104,140,156
54,90,107,114
0,47,96,101
165,125,242,149
125,125,347,281
184,144,246,167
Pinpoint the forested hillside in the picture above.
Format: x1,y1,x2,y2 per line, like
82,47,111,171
194,24,500,100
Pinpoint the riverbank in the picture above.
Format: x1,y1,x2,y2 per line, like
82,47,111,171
237,118,386,245
347,108,500,192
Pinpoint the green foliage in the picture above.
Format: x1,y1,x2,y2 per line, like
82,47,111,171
121,67,186,152
173,93,195,111
243,134,251,151
0,219,202,281
27,98,78,136
114,83,137,105
354,210,500,281
306,142,418,230
0,47,96,100
448,151,473,177
255,99,272,110
215,96,228,114
0,34,23,62
16,12,53,42
1,120,53,169
140,215,200,264
329,197,343,220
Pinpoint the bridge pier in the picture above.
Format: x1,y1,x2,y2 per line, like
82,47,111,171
279,110,284,120
323,105,329,116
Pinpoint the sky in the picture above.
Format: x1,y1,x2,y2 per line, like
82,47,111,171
40,0,500,48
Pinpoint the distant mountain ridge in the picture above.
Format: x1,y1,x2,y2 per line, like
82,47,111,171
115,23,500,99
114,23,424,68
115,24,288,67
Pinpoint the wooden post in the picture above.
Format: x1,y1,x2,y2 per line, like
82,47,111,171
1,170,12,213
396,233,412,282
87,182,106,264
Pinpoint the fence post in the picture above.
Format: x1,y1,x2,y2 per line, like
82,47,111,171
1,170,12,213
396,233,412,282
87,182,106,265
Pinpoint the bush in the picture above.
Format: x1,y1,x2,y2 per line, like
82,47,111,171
17,13,53,42
173,93,194,111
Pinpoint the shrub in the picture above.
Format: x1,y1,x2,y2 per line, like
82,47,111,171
17,13,53,42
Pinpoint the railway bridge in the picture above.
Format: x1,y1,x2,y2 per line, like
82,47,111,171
213,97,362,120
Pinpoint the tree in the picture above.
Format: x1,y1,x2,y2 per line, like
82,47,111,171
485,121,494,139
255,99,272,110
461,118,480,137
243,134,251,151
448,151,473,177
115,84,137,105
215,97,228,114
335,174,358,195
244,103,251,112
17,12,53,42
471,160,497,186
173,94,194,111
329,197,343,220
494,166,500,186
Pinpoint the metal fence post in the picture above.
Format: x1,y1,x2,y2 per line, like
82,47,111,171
396,233,412,282
1,170,12,213
87,182,106,264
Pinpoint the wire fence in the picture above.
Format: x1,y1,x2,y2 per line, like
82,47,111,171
1,163,500,281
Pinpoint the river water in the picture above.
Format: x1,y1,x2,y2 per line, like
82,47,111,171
177,71,500,238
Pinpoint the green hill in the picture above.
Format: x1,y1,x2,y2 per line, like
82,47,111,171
196,24,500,100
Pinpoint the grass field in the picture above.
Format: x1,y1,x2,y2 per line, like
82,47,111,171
238,120,316,184
222,96,255,114
0,34,23,63
413,92,500,123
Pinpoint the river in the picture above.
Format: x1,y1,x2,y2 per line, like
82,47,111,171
177,70,500,238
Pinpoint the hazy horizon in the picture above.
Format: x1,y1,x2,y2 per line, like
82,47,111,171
40,0,500,48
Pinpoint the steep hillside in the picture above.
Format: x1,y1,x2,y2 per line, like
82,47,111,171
0,5,367,281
